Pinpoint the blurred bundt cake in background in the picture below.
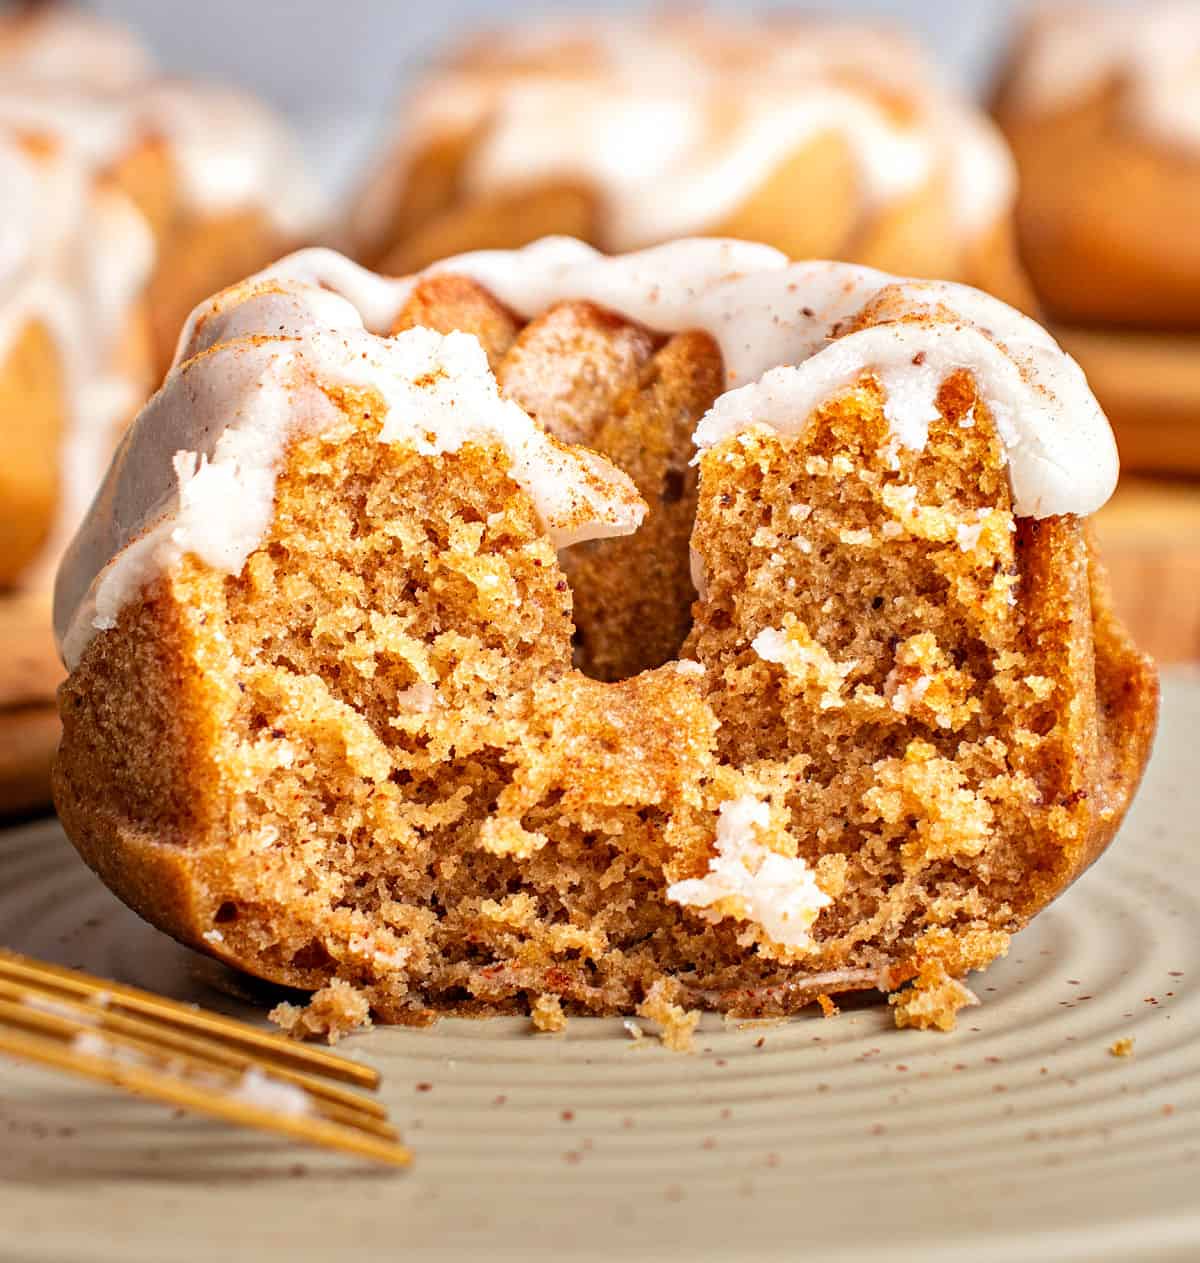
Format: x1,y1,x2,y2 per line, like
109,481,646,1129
995,1,1200,474
0,0,152,87
0,1,322,810
0,0,322,594
347,13,1034,312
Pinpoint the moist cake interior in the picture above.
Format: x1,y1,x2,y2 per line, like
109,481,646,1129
58,272,1154,1031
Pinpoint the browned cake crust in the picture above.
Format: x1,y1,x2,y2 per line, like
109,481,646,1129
54,272,1158,1031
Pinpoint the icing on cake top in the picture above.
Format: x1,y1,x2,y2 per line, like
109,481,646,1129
1004,2,1200,150
0,81,321,237
0,4,152,89
55,239,1118,669
353,14,1015,253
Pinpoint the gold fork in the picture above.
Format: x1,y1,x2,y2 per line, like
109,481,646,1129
0,949,410,1167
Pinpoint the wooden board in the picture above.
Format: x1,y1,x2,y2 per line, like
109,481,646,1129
1093,476,1200,664
0,592,62,816
1055,325,1200,476
0,704,59,815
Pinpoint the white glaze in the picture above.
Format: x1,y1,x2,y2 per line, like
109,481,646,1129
0,5,152,89
133,82,322,236
666,794,832,950
1005,2,1200,150
55,240,1118,668
355,14,1014,254
415,238,1115,518
0,80,321,235
23,185,157,591
463,78,938,249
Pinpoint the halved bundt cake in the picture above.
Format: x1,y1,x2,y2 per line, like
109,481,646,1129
52,240,1157,1034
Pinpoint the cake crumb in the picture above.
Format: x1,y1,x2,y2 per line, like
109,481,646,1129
269,978,372,1044
889,960,979,1031
1109,1037,1135,1058
531,994,568,1033
816,993,839,1019
637,979,701,1052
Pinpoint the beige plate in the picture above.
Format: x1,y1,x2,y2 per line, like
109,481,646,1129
1,671,1198,1263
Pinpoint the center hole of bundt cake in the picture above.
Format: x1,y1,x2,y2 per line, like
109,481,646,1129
561,457,699,683
503,313,723,682
393,280,724,682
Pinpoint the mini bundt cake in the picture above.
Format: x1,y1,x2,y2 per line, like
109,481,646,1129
995,1,1200,327
53,240,1157,1033
0,1,321,589
0,101,154,591
0,5,157,815
0,1,152,87
0,1,321,814
0,1,322,390
349,14,1033,312
994,1,1200,472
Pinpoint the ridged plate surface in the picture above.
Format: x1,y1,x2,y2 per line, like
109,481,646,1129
1,673,1198,1263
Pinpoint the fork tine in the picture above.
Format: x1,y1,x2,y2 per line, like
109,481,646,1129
0,979,387,1120
0,997,400,1142
0,950,378,1089
0,1024,411,1167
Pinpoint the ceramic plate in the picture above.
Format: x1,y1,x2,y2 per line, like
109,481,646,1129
1,672,1198,1263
